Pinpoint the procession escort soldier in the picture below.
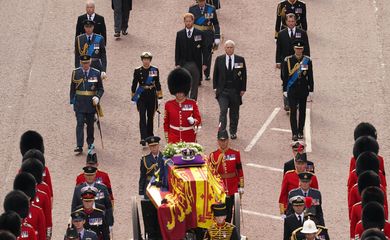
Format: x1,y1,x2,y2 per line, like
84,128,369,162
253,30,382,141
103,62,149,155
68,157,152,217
279,153,319,216
209,130,244,223
138,136,163,239
283,141,315,174
360,228,387,239
75,0,107,45
203,203,240,240
189,0,221,81
69,211,98,240
213,40,247,139
164,68,201,143
13,173,46,240
291,210,330,240
76,150,114,202
175,13,208,99
0,230,16,240
354,202,390,238
283,40,313,141
276,13,310,112
3,190,38,240
0,211,22,239
131,52,163,146
287,172,324,225
75,20,107,78
275,0,307,39
70,55,104,154
74,189,110,240
20,131,53,200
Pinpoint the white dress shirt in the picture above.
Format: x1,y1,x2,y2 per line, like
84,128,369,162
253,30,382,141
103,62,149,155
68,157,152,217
225,54,235,69
87,13,95,21
289,27,296,38
186,27,194,38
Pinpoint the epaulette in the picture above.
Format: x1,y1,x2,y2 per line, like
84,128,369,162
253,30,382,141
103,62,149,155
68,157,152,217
90,67,101,73
291,226,303,240
205,3,215,9
151,65,158,69
74,207,84,213
284,55,293,61
230,148,240,153
303,55,311,60
137,66,143,70
285,169,295,174
317,225,327,230
288,187,300,195
94,207,104,213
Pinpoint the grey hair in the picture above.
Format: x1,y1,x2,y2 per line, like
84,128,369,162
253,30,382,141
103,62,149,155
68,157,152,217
86,0,95,7
225,40,235,47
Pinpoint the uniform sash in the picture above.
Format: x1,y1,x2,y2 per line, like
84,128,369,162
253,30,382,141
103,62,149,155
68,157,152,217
87,35,102,56
195,6,213,25
287,56,309,92
131,67,157,103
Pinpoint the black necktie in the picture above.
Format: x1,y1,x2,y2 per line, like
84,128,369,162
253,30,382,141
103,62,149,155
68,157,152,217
291,29,294,38
84,71,88,79
200,7,204,14
87,36,91,44
187,30,191,38
304,192,307,197
228,56,232,71
298,215,302,223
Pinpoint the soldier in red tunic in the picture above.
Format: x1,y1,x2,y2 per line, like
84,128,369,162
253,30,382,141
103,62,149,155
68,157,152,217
3,190,38,240
354,202,390,239
278,153,319,216
0,211,22,238
76,150,114,202
208,130,244,223
164,67,201,143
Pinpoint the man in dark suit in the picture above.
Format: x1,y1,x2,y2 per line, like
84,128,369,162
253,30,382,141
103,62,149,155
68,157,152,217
75,0,107,45
111,0,132,37
283,141,315,174
287,172,324,225
213,40,247,139
275,0,307,39
75,20,107,77
70,211,98,240
175,13,208,100
276,13,310,112
284,196,305,240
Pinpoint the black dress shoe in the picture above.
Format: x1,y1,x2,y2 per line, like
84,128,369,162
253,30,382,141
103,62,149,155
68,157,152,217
205,76,211,81
230,133,237,139
292,134,298,141
140,140,146,146
298,133,304,139
122,29,128,35
74,147,83,154
114,32,120,38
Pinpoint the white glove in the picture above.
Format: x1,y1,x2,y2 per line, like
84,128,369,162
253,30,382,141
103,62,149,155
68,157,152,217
109,226,113,233
101,71,107,80
309,92,313,98
158,99,162,106
281,214,287,220
187,116,195,125
214,38,221,45
238,188,244,195
92,96,99,106
140,195,145,200
283,92,288,98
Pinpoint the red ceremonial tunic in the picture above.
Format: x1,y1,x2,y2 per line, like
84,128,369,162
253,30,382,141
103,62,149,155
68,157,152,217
348,184,388,219
347,169,387,194
32,189,52,235
278,170,319,213
18,221,38,240
26,204,46,240
354,220,390,239
209,148,244,196
43,167,53,199
349,155,385,174
76,170,114,200
164,98,201,143
350,201,389,238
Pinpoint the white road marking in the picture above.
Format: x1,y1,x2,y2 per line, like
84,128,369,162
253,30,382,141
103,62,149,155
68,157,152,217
243,209,282,221
270,127,292,133
304,108,312,153
244,108,280,152
246,163,283,173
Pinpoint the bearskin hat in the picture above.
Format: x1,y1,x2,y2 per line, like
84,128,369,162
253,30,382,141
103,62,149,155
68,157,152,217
3,190,30,218
0,211,21,237
22,149,45,167
358,170,380,195
354,122,377,141
20,130,44,155
20,158,44,184
356,151,379,176
353,136,379,159
0,230,16,240
13,172,37,200
361,228,387,240
167,67,192,95
361,186,384,208
362,202,385,230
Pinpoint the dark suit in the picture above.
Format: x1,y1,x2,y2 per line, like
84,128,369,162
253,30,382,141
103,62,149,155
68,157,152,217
175,28,208,99
75,33,107,72
70,67,104,148
284,213,304,240
75,13,107,45
283,156,315,174
288,187,324,225
111,0,132,33
275,0,307,38
189,3,220,77
283,55,313,135
213,54,247,135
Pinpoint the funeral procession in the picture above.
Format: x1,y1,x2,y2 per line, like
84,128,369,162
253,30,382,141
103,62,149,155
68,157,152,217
0,0,389,239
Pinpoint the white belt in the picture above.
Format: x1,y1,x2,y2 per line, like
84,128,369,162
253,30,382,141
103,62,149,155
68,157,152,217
169,125,193,131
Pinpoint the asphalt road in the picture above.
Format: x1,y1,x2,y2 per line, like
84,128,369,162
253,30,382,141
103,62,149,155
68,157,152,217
0,0,390,239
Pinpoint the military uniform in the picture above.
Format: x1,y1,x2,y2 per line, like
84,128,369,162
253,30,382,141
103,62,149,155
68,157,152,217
138,136,163,239
26,204,46,240
275,0,307,38
131,53,163,144
70,56,104,152
70,211,98,240
204,203,240,240
189,3,220,79
18,221,38,240
291,225,329,240
283,41,313,139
